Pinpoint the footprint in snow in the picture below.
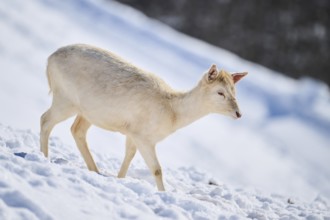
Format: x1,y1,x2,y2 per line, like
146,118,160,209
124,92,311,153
13,152,46,162
51,157,69,165
13,152,27,158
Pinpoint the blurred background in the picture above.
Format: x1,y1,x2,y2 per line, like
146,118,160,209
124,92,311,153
116,0,330,86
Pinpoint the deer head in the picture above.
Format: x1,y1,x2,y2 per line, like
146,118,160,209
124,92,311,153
202,64,247,119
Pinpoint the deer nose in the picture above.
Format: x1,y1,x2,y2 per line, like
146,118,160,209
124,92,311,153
236,111,242,118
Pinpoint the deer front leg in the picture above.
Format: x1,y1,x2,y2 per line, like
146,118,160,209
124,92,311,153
137,143,165,191
118,137,137,178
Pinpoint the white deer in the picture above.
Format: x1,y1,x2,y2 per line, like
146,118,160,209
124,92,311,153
40,44,247,191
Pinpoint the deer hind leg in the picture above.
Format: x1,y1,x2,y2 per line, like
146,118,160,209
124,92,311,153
118,137,137,178
137,142,165,191
71,115,99,173
40,96,75,157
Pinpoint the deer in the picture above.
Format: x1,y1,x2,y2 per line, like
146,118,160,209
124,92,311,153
40,44,247,191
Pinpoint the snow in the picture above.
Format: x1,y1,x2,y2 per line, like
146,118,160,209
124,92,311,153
0,124,329,219
0,0,330,219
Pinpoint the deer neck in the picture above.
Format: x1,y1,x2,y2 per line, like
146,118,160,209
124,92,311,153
170,85,210,131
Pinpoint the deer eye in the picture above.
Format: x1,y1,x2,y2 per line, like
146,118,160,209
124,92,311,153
218,92,225,98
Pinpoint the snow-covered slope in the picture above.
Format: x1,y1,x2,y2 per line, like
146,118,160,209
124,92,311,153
0,0,330,218
1,124,329,219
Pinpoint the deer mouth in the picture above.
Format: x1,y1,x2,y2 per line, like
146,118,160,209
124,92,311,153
230,110,241,119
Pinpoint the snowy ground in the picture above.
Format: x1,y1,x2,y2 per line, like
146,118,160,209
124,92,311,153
0,0,330,219
1,124,329,219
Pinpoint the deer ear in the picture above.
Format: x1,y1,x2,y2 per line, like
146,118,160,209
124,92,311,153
232,72,248,84
206,64,219,83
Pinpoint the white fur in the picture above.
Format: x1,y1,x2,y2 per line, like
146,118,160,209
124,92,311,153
40,44,247,191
